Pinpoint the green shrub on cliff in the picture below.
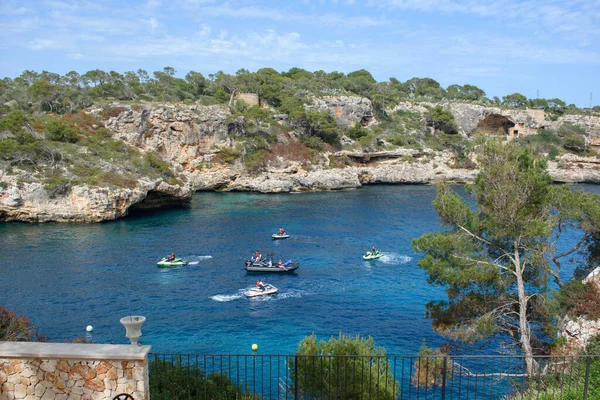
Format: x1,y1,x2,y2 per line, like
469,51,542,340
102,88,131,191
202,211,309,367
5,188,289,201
426,105,458,135
563,136,588,154
0,110,28,135
149,358,262,400
289,333,399,400
244,150,265,173
346,123,369,139
44,119,79,143
0,112,181,193
216,147,241,164
302,111,341,147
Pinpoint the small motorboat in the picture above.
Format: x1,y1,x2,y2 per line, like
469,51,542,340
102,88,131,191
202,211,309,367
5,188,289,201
245,259,299,272
362,251,383,261
272,233,290,240
157,257,189,267
244,283,278,298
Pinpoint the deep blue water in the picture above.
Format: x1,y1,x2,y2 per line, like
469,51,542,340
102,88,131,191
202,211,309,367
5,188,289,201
1,184,598,356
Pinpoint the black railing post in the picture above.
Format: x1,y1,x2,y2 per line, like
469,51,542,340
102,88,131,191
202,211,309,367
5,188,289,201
441,356,448,400
583,356,591,400
294,355,299,399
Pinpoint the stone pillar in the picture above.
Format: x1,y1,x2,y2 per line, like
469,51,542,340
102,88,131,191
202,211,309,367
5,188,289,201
0,342,151,400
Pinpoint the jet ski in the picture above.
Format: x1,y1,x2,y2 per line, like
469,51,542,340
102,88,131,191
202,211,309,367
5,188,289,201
157,257,189,267
362,251,383,260
244,284,278,298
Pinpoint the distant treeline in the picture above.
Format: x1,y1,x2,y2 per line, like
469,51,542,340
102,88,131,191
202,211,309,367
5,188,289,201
1,67,595,117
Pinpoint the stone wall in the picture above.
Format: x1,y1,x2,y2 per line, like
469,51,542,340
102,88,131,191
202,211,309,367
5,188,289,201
234,93,259,107
0,342,150,400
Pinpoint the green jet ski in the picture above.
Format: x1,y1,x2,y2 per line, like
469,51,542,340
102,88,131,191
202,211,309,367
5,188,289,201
362,251,382,260
157,257,189,267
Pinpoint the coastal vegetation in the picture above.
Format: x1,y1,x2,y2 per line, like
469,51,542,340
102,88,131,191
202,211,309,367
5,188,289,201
0,306,44,342
149,358,262,400
1,66,598,186
2,67,596,118
413,138,600,377
0,109,180,194
289,333,399,399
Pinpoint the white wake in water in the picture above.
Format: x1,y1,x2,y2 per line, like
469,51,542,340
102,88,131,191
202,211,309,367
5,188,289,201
211,292,244,302
275,289,305,299
212,288,307,302
187,255,213,265
378,253,412,265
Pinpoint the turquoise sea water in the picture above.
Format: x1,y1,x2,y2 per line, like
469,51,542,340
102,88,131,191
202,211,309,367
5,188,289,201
1,184,597,355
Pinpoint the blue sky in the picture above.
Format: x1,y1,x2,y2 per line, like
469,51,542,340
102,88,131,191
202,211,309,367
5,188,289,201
1,0,598,107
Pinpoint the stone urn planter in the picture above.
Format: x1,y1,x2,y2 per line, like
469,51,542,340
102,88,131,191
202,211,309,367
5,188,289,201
120,316,146,345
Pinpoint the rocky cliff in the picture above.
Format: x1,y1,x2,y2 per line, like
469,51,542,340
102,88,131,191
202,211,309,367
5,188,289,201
558,268,600,352
2,98,600,222
0,175,192,223
391,101,600,139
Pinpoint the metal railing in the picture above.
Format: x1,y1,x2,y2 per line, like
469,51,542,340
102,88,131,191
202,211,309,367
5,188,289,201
148,353,600,399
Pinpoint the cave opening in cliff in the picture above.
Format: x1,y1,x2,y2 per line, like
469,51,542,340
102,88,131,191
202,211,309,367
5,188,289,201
471,114,515,137
128,190,191,216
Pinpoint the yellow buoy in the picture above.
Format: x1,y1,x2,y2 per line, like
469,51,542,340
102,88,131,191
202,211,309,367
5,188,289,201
251,344,258,351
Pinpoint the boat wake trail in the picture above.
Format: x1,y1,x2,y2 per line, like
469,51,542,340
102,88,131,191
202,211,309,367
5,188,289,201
211,292,243,302
188,255,213,265
275,289,304,299
379,253,412,265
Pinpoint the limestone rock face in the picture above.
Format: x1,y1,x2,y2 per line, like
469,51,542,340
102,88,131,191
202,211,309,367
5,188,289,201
305,96,375,127
560,317,600,351
583,267,600,292
555,114,600,140
558,268,600,351
547,154,600,183
0,175,192,222
102,103,231,167
391,101,549,137
3,100,600,222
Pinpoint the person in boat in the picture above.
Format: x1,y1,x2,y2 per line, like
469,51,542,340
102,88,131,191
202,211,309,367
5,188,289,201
256,279,265,290
168,252,176,261
277,259,288,271
278,227,285,235
254,250,262,262
371,246,378,255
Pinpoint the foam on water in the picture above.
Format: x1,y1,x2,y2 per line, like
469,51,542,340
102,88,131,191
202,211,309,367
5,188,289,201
187,255,212,265
379,253,412,265
210,292,244,302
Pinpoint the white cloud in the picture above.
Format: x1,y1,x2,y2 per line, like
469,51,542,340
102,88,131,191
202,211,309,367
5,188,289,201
67,53,85,60
371,0,600,38
145,0,161,8
198,24,211,36
148,17,159,32
28,38,62,50
189,3,388,29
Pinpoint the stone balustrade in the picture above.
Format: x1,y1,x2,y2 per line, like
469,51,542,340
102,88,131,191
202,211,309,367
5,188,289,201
0,342,150,400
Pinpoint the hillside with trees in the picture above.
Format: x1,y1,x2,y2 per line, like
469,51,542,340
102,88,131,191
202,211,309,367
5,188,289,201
1,67,600,222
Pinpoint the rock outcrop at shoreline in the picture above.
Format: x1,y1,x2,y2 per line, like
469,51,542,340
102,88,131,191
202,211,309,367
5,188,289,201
559,268,600,352
0,176,192,223
2,99,600,222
